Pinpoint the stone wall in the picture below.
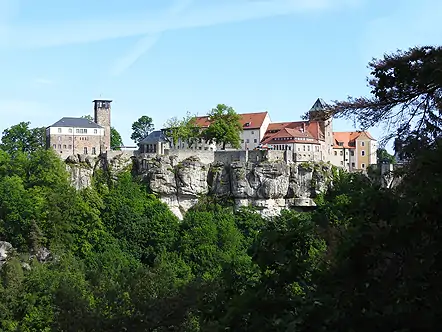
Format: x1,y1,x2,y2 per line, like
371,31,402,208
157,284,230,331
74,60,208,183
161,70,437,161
105,150,137,159
48,134,103,159
214,150,248,163
294,151,322,162
165,149,215,164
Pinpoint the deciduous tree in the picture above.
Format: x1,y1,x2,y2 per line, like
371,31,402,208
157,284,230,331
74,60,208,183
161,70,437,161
1,122,46,155
110,127,123,150
131,116,154,143
164,112,200,148
203,104,242,150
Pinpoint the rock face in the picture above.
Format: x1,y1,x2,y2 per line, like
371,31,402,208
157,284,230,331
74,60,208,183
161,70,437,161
65,152,133,190
66,151,332,219
0,241,13,268
136,156,332,219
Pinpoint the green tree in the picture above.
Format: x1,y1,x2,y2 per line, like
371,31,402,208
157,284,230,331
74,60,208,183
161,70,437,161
376,148,396,164
131,116,154,143
110,127,123,150
1,122,46,155
203,104,242,150
164,112,200,148
163,116,182,148
81,115,93,121
331,46,442,158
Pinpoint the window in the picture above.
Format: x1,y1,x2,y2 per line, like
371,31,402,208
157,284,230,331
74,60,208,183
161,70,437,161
84,129,87,134
361,150,365,156
254,139,257,143
58,144,61,149
350,151,354,156
63,144,66,149
334,151,337,156
307,145,310,152
251,131,255,135
76,129,79,133
58,128,62,133
241,139,244,143
68,145,72,149
84,147,88,154
92,147,96,155
361,141,365,147
340,150,343,156
53,144,56,149
69,128,72,133
94,129,98,134
246,139,250,143
351,162,355,168
69,137,72,141
58,136,61,141
361,163,366,168
340,161,343,165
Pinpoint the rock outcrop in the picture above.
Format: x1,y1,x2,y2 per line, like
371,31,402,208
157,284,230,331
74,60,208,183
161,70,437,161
65,152,333,219
0,241,13,268
65,152,133,190
136,155,332,219
0,241,51,269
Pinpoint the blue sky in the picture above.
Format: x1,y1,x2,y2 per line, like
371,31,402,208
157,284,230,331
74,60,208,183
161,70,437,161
0,0,441,151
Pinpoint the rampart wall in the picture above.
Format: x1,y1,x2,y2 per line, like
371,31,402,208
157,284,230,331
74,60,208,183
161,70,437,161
121,148,320,165
165,149,215,164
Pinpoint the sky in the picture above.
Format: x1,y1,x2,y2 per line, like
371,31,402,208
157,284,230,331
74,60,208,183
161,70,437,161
0,0,441,151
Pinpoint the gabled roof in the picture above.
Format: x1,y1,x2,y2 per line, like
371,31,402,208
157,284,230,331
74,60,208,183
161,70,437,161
194,112,269,130
333,131,376,149
262,123,320,145
49,117,103,128
139,130,169,144
262,120,323,143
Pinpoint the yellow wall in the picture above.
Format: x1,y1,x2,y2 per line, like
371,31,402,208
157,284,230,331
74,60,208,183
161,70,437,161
355,132,371,169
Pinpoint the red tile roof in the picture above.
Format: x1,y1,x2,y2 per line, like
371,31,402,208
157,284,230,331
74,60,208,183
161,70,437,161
194,112,268,130
333,131,376,149
262,120,324,144
262,124,321,145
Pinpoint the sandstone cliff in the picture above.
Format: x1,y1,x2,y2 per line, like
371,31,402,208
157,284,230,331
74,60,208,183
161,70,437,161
135,155,332,219
66,152,333,219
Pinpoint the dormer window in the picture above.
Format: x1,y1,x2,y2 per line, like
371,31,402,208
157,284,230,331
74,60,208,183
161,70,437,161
245,122,251,127
338,142,344,146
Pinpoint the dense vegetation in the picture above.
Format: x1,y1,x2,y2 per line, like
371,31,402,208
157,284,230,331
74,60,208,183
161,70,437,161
1,46,441,331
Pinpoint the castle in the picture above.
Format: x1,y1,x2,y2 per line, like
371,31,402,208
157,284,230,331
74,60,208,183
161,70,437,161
138,98,377,171
46,98,377,172
46,100,112,159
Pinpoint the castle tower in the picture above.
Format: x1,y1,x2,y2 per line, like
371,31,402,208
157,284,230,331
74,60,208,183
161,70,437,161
309,98,334,158
93,99,112,152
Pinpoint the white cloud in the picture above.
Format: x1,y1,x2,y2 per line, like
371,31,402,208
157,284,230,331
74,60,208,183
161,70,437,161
110,0,194,76
2,0,363,49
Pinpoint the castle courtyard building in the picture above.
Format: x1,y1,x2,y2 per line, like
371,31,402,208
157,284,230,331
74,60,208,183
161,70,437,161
331,131,377,171
46,100,112,159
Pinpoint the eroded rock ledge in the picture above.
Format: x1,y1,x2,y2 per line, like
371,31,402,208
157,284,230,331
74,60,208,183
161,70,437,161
66,152,333,219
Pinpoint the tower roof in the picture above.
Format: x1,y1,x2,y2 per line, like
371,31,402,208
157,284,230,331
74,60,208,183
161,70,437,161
93,99,112,103
309,98,329,111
